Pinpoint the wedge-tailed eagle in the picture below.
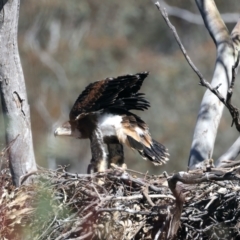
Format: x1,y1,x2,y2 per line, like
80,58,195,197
54,72,169,172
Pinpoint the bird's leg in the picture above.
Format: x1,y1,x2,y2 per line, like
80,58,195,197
107,143,127,170
87,161,94,174
89,128,108,173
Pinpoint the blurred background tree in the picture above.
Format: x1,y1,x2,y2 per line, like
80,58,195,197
1,0,238,174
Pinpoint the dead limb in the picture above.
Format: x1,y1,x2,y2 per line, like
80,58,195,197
159,0,239,25
216,137,240,167
165,165,240,239
155,1,240,169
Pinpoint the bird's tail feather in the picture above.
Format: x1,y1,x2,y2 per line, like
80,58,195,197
127,135,169,165
139,139,169,165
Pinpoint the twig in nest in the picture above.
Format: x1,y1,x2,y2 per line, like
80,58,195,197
165,166,240,238
103,194,175,201
97,208,158,215
3,165,240,239
0,134,20,169
68,232,92,240
128,222,145,239
219,159,240,168
167,179,185,239
20,170,38,185
126,168,151,176
54,225,83,240
36,215,57,240
155,206,171,240
142,186,155,207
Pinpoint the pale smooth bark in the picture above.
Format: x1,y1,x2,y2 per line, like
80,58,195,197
0,0,37,186
216,136,240,166
188,0,240,168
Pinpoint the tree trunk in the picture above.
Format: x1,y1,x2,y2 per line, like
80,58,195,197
0,0,37,186
188,0,240,168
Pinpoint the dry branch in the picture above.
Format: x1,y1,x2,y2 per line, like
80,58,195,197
1,162,240,240
188,0,240,168
155,1,240,168
159,0,239,25
216,137,240,165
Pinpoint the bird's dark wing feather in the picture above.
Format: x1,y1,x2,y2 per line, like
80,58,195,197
70,72,150,120
117,72,148,98
111,72,150,112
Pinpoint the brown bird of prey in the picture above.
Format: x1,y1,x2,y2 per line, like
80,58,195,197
54,72,169,172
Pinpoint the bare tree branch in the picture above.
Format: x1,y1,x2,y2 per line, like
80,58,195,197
216,136,240,166
158,0,239,25
188,0,240,168
155,1,240,168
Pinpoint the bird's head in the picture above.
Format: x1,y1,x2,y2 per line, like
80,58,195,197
54,120,82,138
54,117,94,139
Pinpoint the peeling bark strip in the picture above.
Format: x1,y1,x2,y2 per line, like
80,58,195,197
188,0,240,168
0,0,37,186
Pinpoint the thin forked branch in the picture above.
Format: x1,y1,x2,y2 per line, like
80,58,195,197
155,2,239,119
155,2,240,169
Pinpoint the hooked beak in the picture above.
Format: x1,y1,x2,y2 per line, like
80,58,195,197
54,127,72,137
54,121,72,137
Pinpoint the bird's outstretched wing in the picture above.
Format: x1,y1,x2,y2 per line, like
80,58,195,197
120,113,169,165
69,72,150,121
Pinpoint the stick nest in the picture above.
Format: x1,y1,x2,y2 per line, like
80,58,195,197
1,162,240,240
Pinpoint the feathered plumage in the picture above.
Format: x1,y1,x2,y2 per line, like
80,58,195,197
69,72,150,120
54,72,169,172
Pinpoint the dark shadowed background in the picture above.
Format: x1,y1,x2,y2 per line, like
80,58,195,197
0,0,239,174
